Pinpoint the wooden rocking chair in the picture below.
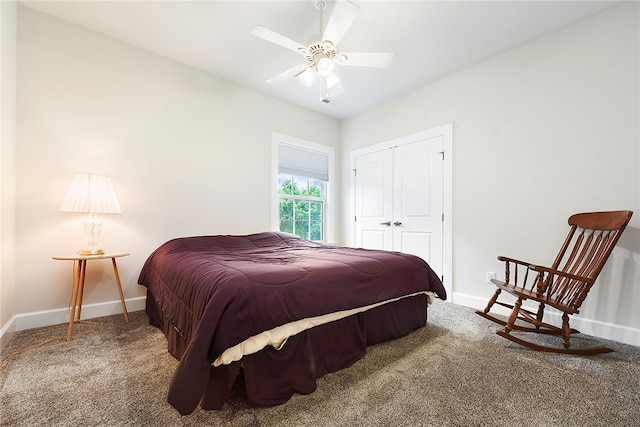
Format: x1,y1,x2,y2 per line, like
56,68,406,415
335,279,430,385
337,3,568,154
476,210,633,355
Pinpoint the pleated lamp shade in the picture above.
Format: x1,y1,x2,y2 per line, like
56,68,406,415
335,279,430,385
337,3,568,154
61,173,121,214
61,173,121,255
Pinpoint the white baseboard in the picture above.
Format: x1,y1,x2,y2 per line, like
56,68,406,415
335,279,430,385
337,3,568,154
0,317,17,351
5,293,638,350
452,291,640,348
0,296,147,344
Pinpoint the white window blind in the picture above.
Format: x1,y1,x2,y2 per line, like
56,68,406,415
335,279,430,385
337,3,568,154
278,143,329,181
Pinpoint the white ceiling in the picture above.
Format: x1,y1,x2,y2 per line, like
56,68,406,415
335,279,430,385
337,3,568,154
21,0,623,119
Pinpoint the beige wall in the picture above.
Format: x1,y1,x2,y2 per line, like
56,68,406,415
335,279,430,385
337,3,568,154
340,3,640,345
3,3,639,348
0,0,17,351
10,6,340,329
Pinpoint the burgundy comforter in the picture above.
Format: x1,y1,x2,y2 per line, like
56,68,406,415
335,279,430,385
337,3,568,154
138,232,446,414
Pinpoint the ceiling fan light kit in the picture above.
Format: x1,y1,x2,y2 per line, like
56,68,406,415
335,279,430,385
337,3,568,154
251,0,393,102
316,56,334,76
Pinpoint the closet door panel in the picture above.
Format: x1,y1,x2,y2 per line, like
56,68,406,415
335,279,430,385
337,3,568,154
354,149,393,251
392,138,443,276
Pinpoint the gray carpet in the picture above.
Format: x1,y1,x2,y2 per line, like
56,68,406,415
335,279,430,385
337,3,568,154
1,302,639,426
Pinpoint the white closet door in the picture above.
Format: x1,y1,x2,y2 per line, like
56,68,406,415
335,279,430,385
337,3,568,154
354,137,444,278
354,148,394,251
392,137,444,276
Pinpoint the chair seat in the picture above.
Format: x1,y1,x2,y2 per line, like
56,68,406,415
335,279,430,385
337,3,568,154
491,279,580,315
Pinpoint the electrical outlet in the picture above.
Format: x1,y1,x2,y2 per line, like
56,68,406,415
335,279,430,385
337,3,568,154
486,271,496,284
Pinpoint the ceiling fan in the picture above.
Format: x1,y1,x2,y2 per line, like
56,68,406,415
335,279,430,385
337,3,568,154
251,0,393,100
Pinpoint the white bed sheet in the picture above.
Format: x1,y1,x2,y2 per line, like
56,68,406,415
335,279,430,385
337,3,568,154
212,291,435,367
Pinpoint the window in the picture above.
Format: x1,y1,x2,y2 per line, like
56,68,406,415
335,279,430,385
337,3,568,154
278,174,326,241
272,134,334,243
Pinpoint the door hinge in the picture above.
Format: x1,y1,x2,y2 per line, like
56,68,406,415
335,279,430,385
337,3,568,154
442,213,444,222
354,215,357,222
353,168,357,176
440,151,444,160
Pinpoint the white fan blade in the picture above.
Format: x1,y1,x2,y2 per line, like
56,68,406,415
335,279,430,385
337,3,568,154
251,25,307,54
336,52,394,69
267,64,308,85
322,0,360,46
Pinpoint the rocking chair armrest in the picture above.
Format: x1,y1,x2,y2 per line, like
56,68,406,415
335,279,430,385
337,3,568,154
496,256,534,267
527,264,595,284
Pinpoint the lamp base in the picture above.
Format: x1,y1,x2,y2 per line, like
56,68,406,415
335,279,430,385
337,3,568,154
77,248,105,256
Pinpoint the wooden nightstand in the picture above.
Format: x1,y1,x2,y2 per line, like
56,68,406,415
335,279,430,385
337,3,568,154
52,252,130,341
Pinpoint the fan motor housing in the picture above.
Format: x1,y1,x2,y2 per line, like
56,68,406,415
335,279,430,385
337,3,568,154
305,41,338,66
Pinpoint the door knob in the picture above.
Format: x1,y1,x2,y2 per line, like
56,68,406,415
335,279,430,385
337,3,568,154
393,221,402,226
379,221,391,226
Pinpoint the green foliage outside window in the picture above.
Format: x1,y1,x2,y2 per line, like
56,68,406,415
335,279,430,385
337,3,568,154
278,174,324,241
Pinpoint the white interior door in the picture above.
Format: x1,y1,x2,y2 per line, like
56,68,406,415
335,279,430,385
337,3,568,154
354,148,393,250
392,137,444,277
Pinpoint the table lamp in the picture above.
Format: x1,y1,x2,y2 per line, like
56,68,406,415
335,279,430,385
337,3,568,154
61,173,121,255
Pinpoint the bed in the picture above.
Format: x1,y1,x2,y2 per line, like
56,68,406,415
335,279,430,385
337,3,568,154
138,232,446,414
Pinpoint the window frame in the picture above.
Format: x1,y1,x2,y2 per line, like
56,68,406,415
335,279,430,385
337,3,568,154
271,133,335,244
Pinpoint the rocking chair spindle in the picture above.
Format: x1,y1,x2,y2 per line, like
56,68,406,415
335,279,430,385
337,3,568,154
476,210,633,355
